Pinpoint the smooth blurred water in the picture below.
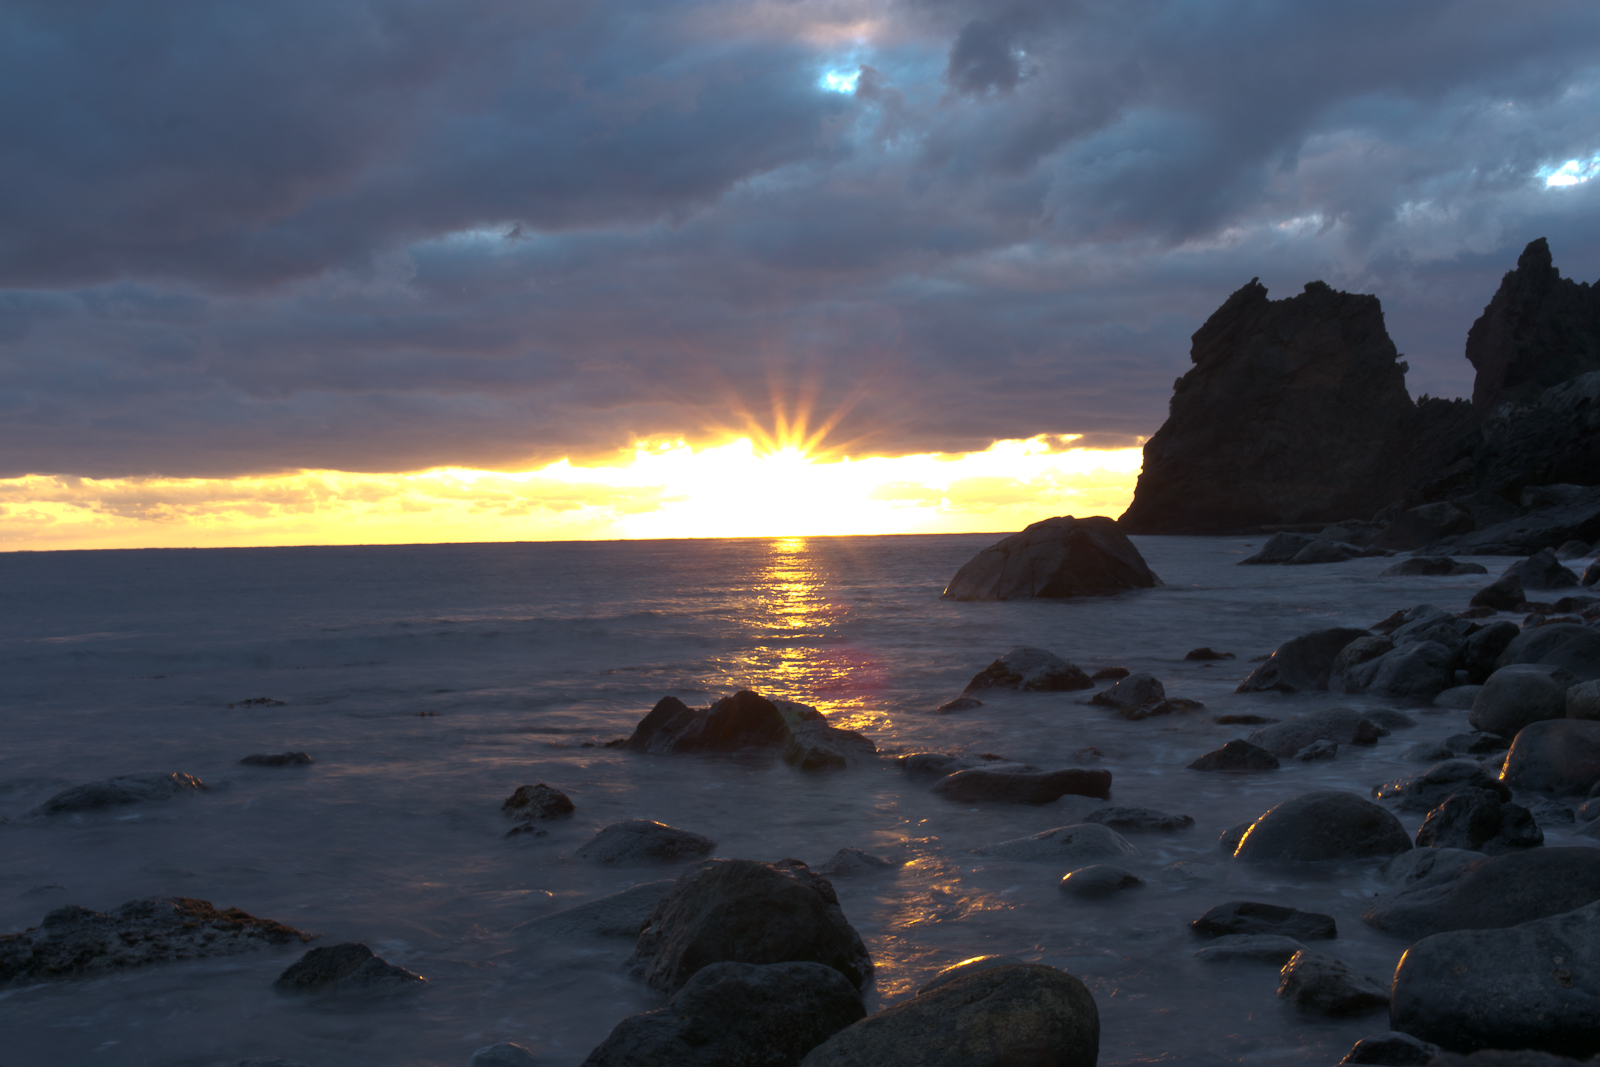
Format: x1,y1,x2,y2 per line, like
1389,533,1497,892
0,534,1592,1067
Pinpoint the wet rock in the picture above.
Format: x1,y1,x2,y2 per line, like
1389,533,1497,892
1372,759,1511,811
814,849,894,876
512,881,673,938
1586,560,1599,586
1444,731,1509,754
1338,1032,1442,1066
576,821,717,866
1363,847,1600,938
239,752,312,767
28,772,208,815
1495,623,1600,680
1277,951,1388,1015
1470,574,1525,611
1353,641,1459,700
1126,696,1204,719
1401,741,1455,763
1192,934,1306,964
917,955,1025,994
1378,846,1481,886
1295,740,1339,761
1236,628,1372,693
471,1044,538,1067
1287,540,1356,564
1389,605,1474,651
1470,663,1580,737
1232,790,1412,862
1569,679,1600,719
629,859,871,995
1185,647,1235,660
1212,713,1277,725
1087,672,1165,714
1380,557,1488,577
0,897,306,984
934,696,983,713
1218,823,1250,854
963,647,1093,692
1329,635,1396,690
1462,622,1521,684
940,515,1161,600
798,962,1098,1067
501,783,574,824
1555,594,1600,613
1414,788,1543,852
1191,901,1336,940
273,943,425,995
1503,547,1581,589
1434,684,1485,708
1058,865,1142,898
1366,708,1417,730
1500,719,1600,794
1246,708,1383,758
896,753,1020,778
1430,1052,1599,1067
580,960,865,1067
624,691,874,769
1189,739,1279,771
929,767,1111,804
785,722,878,771
970,823,1138,864
1558,540,1592,559
1390,898,1600,1056
1082,806,1194,833
1239,532,1319,564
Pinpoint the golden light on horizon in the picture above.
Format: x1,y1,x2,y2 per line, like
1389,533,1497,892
0,433,1144,553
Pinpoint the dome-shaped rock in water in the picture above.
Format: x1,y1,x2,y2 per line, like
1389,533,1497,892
1494,624,1600,681
1246,708,1384,758
929,766,1111,804
940,516,1160,601
273,942,425,995
798,963,1099,1067
580,960,865,1067
969,823,1138,864
577,820,717,865
1190,900,1336,941
1362,847,1600,939
1372,759,1510,812
1337,1032,1442,1066
1277,951,1388,1016
1500,719,1600,795
624,690,875,769
1188,739,1280,771
513,880,674,938
1058,864,1143,899
502,783,574,823
1232,791,1411,862
628,859,872,996
1470,664,1579,737
28,772,208,816
963,647,1092,692
1236,629,1371,693
1413,788,1542,853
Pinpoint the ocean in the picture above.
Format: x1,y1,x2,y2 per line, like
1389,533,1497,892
0,533,1584,1066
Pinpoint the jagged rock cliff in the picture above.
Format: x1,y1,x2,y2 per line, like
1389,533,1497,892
1467,238,1600,411
1118,280,1417,535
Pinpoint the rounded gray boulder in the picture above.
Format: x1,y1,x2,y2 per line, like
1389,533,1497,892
1232,791,1411,862
1470,664,1581,737
1500,719,1600,794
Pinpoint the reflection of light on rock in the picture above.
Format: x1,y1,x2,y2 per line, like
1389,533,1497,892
1542,154,1599,187
820,68,860,93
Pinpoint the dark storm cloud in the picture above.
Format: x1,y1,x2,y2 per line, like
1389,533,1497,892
0,0,1597,477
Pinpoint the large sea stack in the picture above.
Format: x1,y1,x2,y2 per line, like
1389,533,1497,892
1118,280,1417,534
1466,237,1600,412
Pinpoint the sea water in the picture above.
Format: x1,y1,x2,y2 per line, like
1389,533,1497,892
0,534,1591,1066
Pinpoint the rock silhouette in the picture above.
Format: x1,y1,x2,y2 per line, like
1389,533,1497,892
941,516,1160,600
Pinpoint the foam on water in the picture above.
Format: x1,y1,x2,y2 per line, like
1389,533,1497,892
0,535,1593,1065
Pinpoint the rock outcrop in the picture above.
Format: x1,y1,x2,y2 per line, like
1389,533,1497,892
940,516,1160,600
626,690,875,770
1466,238,1600,412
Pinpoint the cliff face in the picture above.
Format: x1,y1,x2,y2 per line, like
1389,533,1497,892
1466,238,1600,411
1118,280,1416,535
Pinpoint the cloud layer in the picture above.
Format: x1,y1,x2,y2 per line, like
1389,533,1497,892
2,0,1598,478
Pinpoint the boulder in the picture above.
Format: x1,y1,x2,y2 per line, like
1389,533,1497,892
28,772,208,816
273,943,425,995
1236,628,1371,693
1586,560,1599,586
1378,503,1477,550
917,955,1025,994
1503,547,1580,589
940,516,1161,600
1239,532,1319,564
0,897,306,984
1362,847,1600,938
1188,740,1280,771
1338,1032,1441,1065
1287,540,1356,564
1117,278,1419,535
1434,685,1485,709
1329,636,1397,691
1190,901,1336,941
624,691,875,769
239,752,313,767
969,824,1138,864
501,783,574,824
1371,759,1511,811
963,647,1094,692
1347,641,1458,700
1185,647,1235,660
1193,934,1306,964
1414,788,1543,852
1058,865,1143,899
579,961,865,1067
1432,485,1600,558
1470,574,1525,611
1087,672,1165,714
1091,666,1130,680
1246,708,1383,758
928,767,1111,804
1378,846,1481,886
1569,679,1600,719
1232,791,1412,862
472,1045,538,1067
1380,557,1487,577
814,849,894,877
1276,951,1388,1015
1081,806,1194,833
1390,898,1600,1056
576,821,717,865
935,696,983,713
897,753,1017,778
513,881,674,938
1444,731,1509,754
1462,622,1521,684
628,860,872,995
1500,719,1600,794
1470,664,1579,736
1496,623,1600,681
1294,740,1339,761
798,963,1098,1067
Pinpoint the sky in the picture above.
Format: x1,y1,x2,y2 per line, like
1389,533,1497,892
1,0,1598,549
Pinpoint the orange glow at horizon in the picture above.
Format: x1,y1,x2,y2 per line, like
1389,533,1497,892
0,434,1144,552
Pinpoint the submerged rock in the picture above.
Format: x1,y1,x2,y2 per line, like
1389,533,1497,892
1236,628,1371,693
940,516,1161,600
970,823,1138,864
1380,557,1487,577
29,772,208,816
929,767,1111,804
962,647,1093,692
1188,739,1280,771
1082,806,1194,833
1338,1032,1442,1066
1190,901,1336,941
1232,791,1411,862
1277,951,1388,1016
471,1044,539,1067
1502,548,1580,590
0,897,307,984
273,943,425,995
1193,934,1306,964
1058,865,1142,899
628,859,872,996
501,783,574,824
512,881,674,938
580,960,865,1067
798,963,1099,1067
1371,759,1510,812
624,691,875,769
1087,672,1166,715
1414,788,1543,853
896,753,1021,778
576,821,717,866
239,752,313,767
1246,708,1383,758
1363,847,1600,939
1470,573,1526,610
814,849,894,877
